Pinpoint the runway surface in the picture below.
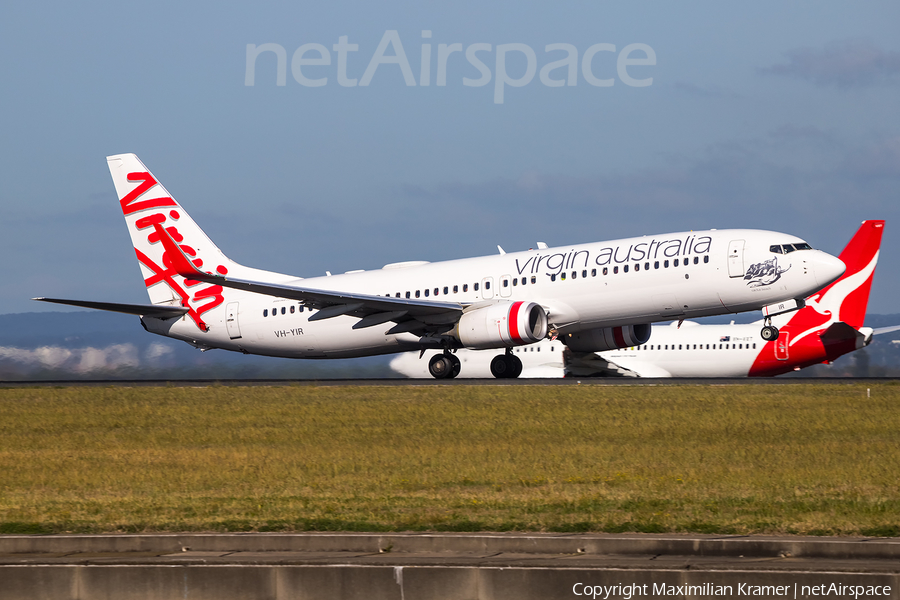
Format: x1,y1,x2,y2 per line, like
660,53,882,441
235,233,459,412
1,377,897,387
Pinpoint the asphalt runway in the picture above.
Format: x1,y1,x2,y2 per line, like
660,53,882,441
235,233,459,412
1,377,897,388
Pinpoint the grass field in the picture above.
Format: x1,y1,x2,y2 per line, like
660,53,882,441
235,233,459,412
1,383,898,536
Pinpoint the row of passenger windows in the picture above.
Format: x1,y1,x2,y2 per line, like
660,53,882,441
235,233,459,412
551,256,709,281
386,276,540,299
263,304,313,317
629,342,757,351
384,256,711,297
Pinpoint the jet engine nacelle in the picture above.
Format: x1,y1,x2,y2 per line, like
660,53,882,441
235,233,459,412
563,324,652,352
456,301,549,349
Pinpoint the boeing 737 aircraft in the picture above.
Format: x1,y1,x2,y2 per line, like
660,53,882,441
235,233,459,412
392,221,885,378
36,154,845,378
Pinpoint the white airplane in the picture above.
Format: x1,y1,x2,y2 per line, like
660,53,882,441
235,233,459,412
392,221,886,378
35,154,846,379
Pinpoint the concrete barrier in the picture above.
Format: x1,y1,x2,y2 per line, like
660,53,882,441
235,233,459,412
1,533,898,600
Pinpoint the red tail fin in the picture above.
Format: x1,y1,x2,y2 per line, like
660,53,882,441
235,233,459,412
828,220,884,328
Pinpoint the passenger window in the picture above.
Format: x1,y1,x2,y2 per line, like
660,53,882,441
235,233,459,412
635,264,640,272
591,269,596,277
654,261,659,269
623,265,629,273
561,272,566,281
550,274,556,282
521,277,527,285
444,286,449,295
263,309,268,317
396,293,401,298
290,305,295,314
425,289,430,297
603,267,608,275
512,278,518,286
571,271,576,279
693,256,698,265
464,284,469,292
299,306,304,312
434,287,439,295
582,270,587,278
453,285,458,293
664,260,669,268
474,283,479,291
613,266,619,274
645,262,650,270
703,256,709,263
530,276,536,284
503,279,509,287
406,291,410,298
415,290,420,298
485,281,491,290
674,259,679,267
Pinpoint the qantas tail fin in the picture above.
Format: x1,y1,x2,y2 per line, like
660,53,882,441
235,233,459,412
107,154,275,331
801,220,884,330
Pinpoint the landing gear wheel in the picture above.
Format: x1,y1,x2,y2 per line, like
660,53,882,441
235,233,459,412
490,355,510,378
760,325,780,341
448,353,461,379
429,352,461,379
490,354,523,379
508,355,523,378
428,354,453,379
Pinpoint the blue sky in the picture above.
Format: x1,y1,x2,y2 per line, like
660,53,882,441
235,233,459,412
2,1,899,314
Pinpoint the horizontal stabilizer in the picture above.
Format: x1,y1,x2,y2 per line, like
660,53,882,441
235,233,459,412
33,298,189,318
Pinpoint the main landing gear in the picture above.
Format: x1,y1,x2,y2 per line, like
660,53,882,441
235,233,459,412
490,349,523,379
428,351,461,379
760,318,780,342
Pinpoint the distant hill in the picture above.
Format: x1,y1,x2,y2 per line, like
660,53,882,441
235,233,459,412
1,311,898,380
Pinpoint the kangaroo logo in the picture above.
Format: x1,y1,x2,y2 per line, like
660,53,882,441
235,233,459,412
744,257,791,287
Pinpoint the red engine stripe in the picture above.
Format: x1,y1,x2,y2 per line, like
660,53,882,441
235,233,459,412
613,326,627,348
508,301,524,342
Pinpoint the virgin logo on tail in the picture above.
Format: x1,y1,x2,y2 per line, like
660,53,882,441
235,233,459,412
122,171,227,331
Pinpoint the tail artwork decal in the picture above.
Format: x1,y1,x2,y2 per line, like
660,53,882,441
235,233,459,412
109,156,231,332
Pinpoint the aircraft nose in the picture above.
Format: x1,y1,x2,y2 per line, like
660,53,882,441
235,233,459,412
813,251,846,288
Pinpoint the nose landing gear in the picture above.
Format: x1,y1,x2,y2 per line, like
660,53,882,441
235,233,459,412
760,318,780,342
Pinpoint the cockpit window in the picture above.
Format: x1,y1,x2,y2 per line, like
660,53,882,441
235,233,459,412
771,242,812,254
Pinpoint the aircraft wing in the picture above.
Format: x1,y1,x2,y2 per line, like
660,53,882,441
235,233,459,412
153,224,465,332
33,297,189,318
873,325,900,336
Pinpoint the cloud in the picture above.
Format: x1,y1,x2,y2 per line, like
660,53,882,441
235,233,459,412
763,39,900,88
0,343,139,373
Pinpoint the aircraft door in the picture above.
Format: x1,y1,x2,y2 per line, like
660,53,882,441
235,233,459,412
225,302,242,339
774,331,789,360
727,240,745,278
481,277,494,299
499,275,512,298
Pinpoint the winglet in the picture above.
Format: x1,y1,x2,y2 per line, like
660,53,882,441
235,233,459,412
152,223,218,282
